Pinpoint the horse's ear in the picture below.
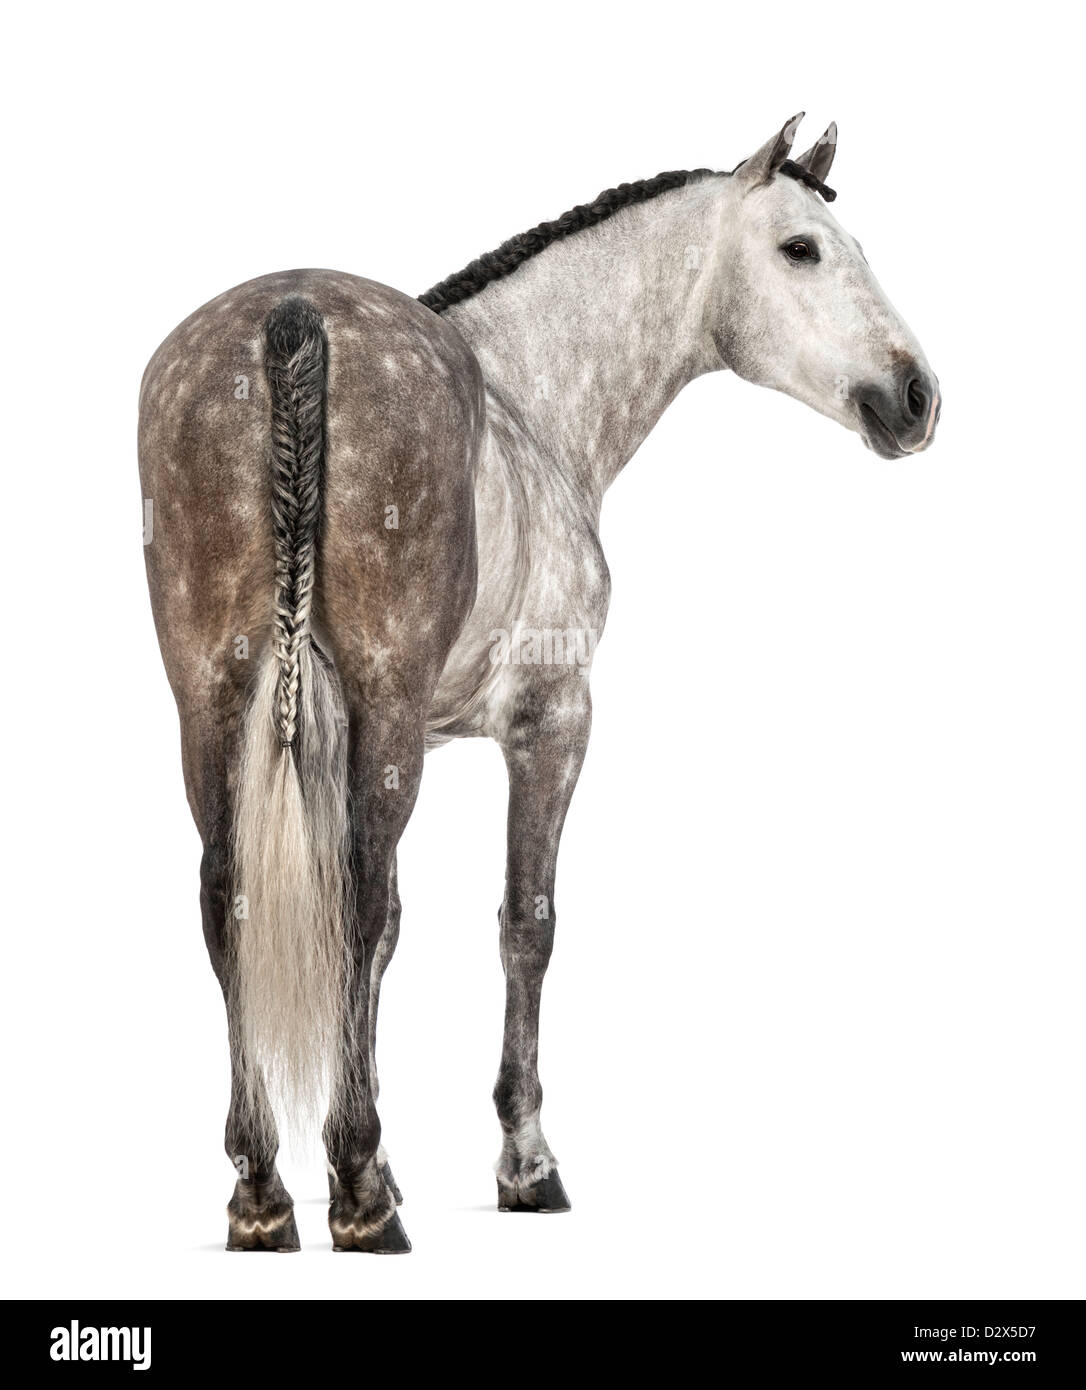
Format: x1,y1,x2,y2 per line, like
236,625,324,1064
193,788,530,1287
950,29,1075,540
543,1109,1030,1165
736,112,805,184
795,121,838,184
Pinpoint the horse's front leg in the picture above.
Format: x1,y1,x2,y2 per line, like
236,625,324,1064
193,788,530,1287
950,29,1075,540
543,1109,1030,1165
494,679,591,1212
369,858,404,1205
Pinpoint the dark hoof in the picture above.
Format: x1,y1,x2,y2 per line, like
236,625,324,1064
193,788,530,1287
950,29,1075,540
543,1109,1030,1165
226,1210,300,1252
380,1160,404,1206
332,1210,412,1254
497,1170,571,1213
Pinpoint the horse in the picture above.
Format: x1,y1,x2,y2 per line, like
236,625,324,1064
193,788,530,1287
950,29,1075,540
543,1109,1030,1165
138,113,940,1253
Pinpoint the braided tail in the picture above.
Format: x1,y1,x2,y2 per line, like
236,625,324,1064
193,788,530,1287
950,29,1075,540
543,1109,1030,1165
267,300,324,749
230,297,353,1143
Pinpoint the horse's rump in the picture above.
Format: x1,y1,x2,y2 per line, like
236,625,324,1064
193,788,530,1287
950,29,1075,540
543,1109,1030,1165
139,269,483,1139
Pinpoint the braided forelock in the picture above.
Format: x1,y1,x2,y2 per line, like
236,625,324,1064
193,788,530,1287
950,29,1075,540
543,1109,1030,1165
727,156,838,203
776,159,837,202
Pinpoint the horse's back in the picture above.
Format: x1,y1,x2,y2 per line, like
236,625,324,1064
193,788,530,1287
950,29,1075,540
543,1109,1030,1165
139,269,483,725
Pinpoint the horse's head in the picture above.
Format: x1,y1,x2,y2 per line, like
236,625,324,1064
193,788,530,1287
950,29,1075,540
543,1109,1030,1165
712,114,940,458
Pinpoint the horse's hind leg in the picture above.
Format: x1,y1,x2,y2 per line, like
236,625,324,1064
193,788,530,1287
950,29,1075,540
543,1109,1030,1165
324,855,403,1207
318,494,477,1252
182,710,300,1253
322,693,429,1253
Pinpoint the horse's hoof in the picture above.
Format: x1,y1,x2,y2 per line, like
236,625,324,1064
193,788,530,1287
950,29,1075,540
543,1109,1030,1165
497,1170,571,1213
226,1210,301,1251
331,1210,412,1253
380,1160,404,1206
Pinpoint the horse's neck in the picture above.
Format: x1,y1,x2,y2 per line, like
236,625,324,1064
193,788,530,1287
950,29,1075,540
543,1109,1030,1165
444,179,725,511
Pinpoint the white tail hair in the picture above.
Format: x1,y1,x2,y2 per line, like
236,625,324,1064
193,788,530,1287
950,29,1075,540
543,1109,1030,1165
230,645,351,1141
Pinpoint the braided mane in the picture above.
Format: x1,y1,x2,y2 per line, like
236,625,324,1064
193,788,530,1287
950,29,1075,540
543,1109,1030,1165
419,157,838,316
419,169,715,315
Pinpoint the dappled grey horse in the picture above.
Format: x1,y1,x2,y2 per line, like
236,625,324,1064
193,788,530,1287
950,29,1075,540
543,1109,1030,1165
139,114,940,1252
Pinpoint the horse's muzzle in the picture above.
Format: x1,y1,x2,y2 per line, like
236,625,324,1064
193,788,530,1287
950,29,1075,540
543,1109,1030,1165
856,369,941,458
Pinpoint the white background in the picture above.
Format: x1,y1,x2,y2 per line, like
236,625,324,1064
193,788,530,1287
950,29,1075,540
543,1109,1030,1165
3,1,1082,1300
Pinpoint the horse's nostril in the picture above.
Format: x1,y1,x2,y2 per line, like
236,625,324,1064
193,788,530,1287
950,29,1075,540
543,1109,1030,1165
906,377,928,422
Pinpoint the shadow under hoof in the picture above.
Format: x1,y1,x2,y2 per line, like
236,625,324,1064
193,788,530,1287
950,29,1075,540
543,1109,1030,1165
331,1210,412,1254
497,1170,571,1213
226,1210,300,1252
380,1160,404,1206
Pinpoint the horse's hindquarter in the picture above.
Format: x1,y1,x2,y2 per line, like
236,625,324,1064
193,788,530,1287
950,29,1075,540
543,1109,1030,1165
139,269,483,804
316,276,482,706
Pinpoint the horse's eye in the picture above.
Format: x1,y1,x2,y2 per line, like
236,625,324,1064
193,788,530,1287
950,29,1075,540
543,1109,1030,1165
782,239,818,263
